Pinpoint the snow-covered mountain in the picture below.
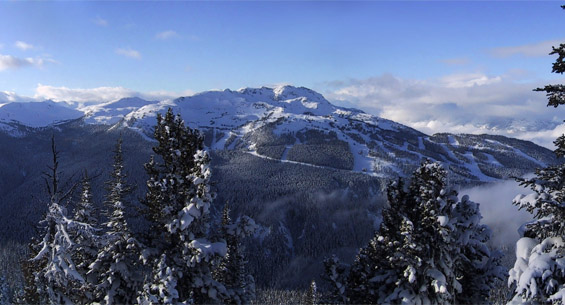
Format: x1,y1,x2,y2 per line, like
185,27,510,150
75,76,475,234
0,100,83,133
0,85,556,184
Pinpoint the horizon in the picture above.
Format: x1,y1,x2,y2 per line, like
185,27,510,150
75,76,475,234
2,1,565,148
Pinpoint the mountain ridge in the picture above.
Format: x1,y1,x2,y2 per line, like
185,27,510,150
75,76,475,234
0,85,557,184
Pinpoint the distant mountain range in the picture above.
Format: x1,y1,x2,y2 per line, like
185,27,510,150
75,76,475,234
0,85,556,185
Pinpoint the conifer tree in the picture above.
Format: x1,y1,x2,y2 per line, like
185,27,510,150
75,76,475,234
70,172,99,303
306,280,318,305
323,255,348,304
140,108,228,304
338,160,502,305
29,137,87,304
508,6,565,304
451,195,504,305
89,138,142,305
215,203,257,305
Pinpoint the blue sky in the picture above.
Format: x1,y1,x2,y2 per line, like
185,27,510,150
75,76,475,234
2,1,565,147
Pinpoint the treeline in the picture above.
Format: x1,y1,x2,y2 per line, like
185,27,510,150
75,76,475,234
14,109,257,304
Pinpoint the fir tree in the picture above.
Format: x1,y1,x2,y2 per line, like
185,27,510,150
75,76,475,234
322,255,348,304
306,280,318,305
89,138,142,305
140,108,228,304
451,195,504,305
215,203,258,305
69,172,100,303
339,160,502,305
508,6,565,304
29,136,87,305
19,240,41,305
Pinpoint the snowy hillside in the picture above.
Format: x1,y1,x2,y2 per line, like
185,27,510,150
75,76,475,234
0,85,556,184
120,86,555,184
0,100,83,133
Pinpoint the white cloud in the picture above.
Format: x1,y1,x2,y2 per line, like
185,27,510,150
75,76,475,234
0,91,30,103
0,54,47,70
462,180,533,247
491,39,564,58
35,85,136,103
93,16,108,27
155,30,179,40
34,84,193,104
115,48,141,59
14,41,34,51
323,72,565,149
440,73,501,88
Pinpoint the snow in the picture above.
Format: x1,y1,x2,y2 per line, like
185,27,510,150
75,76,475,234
189,239,227,257
0,100,83,127
437,216,449,226
447,135,459,146
462,151,498,182
418,137,426,150
482,153,502,166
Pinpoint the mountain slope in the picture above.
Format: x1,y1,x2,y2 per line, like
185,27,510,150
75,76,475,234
0,100,83,133
119,86,555,185
0,85,557,185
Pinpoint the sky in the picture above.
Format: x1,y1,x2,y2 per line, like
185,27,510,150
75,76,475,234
2,1,565,148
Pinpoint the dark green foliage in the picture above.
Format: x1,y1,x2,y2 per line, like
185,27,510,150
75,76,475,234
69,173,99,303
508,21,565,300
89,138,142,305
143,108,204,240
141,108,226,304
215,204,257,305
330,161,502,304
534,41,565,107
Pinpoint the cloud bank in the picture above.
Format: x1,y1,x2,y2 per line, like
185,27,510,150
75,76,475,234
324,72,565,149
34,84,194,104
461,179,533,248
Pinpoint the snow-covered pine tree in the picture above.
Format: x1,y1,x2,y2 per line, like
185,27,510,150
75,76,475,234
342,160,502,305
450,195,504,305
306,280,318,305
89,138,142,305
140,108,227,304
322,255,348,304
19,240,41,304
347,161,457,304
345,178,411,305
30,136,88,305
508,7,565,303
69,172,100,303
215,203,258,305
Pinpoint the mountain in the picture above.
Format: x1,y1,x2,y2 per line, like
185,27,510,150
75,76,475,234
0,85,556,185
118,86,554,185
0,85,557,289
0,100,83,134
